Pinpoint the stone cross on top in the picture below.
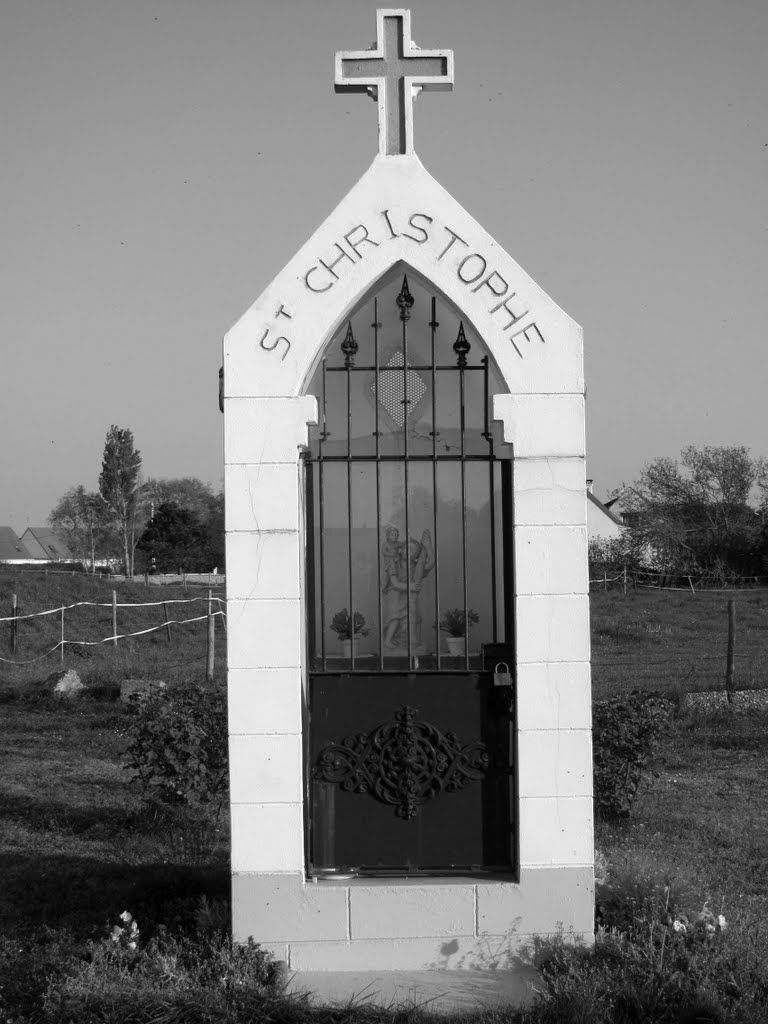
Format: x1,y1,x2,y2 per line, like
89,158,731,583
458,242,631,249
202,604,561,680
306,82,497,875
335,9,454,157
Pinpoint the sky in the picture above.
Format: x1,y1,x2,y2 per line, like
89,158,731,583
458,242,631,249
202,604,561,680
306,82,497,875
2,0,766,530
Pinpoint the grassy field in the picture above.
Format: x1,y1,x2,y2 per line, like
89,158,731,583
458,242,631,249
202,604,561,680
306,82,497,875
0,568,226,691
590,586,768,698
3,569,766,700
1,580,767,1021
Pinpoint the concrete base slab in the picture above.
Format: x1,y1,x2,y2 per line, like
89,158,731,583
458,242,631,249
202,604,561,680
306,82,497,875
284,967,541,1014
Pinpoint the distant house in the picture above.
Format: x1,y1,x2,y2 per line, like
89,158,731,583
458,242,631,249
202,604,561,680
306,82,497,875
586,481,624,543
0,527,33,563
20,527,75,561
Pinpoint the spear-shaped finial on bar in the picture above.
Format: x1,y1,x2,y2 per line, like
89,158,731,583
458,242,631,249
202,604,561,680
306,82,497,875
396,275,415,322
453,322,470,367
341,321,359,368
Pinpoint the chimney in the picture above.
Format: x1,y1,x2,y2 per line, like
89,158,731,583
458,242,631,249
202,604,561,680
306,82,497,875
586,479,594,494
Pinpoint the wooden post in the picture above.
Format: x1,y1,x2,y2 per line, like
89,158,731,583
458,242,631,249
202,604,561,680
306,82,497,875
60,606,65,664
112,590,118,648
603,571,608,592
725,599,736,704
688,575,695,595
623,566,627,597
10,593,18,653
206,589,215,685
163,601,172,642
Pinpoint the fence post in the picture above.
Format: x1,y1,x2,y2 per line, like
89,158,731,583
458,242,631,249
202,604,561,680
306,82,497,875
725,599,736,704
206,589,215,685
10,593,18,653
623,566,627,596
163,601,172,642
60,607,65,664
112,590,118,648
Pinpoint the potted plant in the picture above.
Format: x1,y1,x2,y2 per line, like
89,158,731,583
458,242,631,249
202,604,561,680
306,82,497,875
329,608,369,658
438,608,479,657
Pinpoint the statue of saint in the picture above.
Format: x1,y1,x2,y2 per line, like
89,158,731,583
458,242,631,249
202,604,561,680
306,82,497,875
381,527,435,652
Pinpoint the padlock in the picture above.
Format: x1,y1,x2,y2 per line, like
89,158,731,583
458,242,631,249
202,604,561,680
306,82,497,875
494,661,512,687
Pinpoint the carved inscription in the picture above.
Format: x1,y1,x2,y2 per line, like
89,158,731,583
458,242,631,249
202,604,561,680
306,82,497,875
257,209,545,362
257,304,293,361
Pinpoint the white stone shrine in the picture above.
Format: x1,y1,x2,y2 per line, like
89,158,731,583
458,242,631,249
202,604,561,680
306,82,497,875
223,8,593,975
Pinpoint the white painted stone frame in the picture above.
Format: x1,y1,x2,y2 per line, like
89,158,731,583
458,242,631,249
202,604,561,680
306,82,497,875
224,153,593,970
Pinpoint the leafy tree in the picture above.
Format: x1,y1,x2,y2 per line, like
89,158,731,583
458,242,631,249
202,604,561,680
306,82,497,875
143,477,218,521
98,425,143,575
618,445,766,574
48,485,113,569
139,478,225,572
137,502,207,572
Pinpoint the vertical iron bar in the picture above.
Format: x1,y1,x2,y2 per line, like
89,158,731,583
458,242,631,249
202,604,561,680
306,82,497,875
374,296,380,460
501,460,514,642
459,363,469,669
305,458,316,669
430,296,441,670
401,292,412,665
490,461,498,643
319,358,328,670
484,357,498,643
347,359,354,669
374,298,383,670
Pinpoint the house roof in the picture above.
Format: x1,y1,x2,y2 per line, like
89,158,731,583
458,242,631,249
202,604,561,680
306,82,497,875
0,527,33,560
587,490,624,527
20,528,74,560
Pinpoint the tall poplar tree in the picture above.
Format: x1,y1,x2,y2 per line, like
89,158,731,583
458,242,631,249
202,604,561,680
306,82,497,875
98,425,142,575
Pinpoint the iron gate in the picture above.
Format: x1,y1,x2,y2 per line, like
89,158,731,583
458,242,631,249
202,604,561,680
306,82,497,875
304,268,515,875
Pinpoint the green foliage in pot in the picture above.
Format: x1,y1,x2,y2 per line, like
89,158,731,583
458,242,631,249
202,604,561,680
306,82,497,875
329,608,369,639
438,607,479,637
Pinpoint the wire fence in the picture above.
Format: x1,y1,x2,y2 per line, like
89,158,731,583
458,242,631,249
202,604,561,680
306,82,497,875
1,591,226,673
590,567,768,594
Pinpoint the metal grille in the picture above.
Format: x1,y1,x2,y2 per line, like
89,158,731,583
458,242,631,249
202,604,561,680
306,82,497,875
305,273,513,674
373,351,428,427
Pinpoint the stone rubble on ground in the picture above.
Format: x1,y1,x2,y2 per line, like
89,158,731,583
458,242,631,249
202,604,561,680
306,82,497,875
49,669,85,699
682,689,768,715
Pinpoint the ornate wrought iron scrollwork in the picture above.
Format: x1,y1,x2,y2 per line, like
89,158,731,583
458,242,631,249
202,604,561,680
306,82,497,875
313,705,488,819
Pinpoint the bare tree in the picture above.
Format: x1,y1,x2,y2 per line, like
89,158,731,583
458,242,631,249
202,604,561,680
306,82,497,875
618,445,766,573
48,485,111,570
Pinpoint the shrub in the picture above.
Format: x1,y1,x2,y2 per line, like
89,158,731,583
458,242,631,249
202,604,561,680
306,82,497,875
125,688,228,807
593,691,673,820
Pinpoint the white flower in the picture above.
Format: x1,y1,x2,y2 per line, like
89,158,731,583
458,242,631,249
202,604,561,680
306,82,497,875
717,914,727,931
673,919,687,933
119,911,133,924
110,926,123,942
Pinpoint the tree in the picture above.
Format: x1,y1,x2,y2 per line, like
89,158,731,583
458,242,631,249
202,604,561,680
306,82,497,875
48,485,112,570
143,477,217,522
618,445,766,575
136,490,225,574
138,478,225,572
136,502,207,572
98,425,143,575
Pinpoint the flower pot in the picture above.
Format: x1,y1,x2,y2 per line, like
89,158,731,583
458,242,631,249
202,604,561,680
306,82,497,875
445,636,466,657
340,638,360,659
